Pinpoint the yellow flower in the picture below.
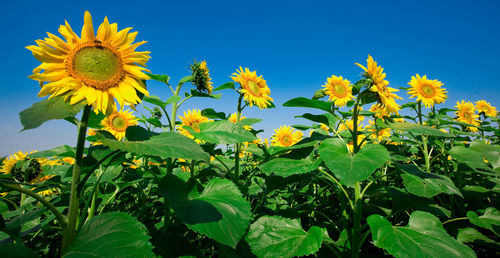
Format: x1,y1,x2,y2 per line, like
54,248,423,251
231,67,273,109
355,55,402,114
455,100,480,132
228,113,252,130
27,11,150,114
338,119,364,133
271,125,303,147
320,123,330,132
347,134,367,153
367,120,391,142
323,75,353,107
101,109,138,140
407,74,446,108
475,100,497,117
191,60,213,94
177,109,212,141
369,104,388,120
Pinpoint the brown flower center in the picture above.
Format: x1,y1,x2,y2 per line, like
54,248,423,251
333,83,347,97
110,114,129,132
420,84,436,98
247,80,261,96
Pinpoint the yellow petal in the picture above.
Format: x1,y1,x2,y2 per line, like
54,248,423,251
96,16,110,42
81,11,95,42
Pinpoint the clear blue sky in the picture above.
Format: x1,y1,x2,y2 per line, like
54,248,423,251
1,0,499,156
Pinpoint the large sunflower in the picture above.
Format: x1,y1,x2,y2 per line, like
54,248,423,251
323,75,353,107
231,67,273,109
27,11,151,114
271,125,303,147
355,55,402,114
101,109,138,140
407,74,446,108
177,109,212,141
455,100,480,132
475,100,497,117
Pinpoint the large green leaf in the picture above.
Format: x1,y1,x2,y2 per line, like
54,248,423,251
282,97,332,112
0,243,38,258
64,212,154,257
28,145,75,158
318,138,390,187
449,144,497,172
467,207,500,236
96,131,209,161
259,158,320,177
368,211,476,258
159,176,251,248
191,120,257,144
142,95,167,108
457,227,497,244
398,164,462,198
19,95,86,131
377,121,454,137
469,140,500,169
213,82,235,92
245,216,325,258
295,113,338,129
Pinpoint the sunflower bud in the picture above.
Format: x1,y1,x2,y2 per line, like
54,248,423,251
153,107,162,119
312,88,327,99
10,158,42,183
190,60,213,94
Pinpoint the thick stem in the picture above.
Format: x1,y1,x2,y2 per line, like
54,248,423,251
234,94,244,183
351,182,362,258
61,105,92,253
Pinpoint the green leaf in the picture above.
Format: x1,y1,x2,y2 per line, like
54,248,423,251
188,89,222,99
282,97,332,112
467,207,500,236
457,227,496,244
318,138,390,187
165,95,182,104
28,145,75,158
377,121,454,137
19,95,86,131
398,164,462,198
179,75,193,84
239,118,262,127
87,112,105,129
368,211,476,258
97,131,209,161
295,113,338,128
259,158,320,177
0,243,38,258
191,120,257,144
146,73,170,84
160,176,251,248
469,140,500,169
213,82,235,92
201,108,226,119
143,95,167,108
449,145,495,172
245,216,324,258
64,212,154,257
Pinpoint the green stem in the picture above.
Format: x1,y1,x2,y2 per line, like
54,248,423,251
351,182,362,258
61,105,91,253
417,102,431,172
234,94,244,184
318,168,354,210
352,98,361,153
442,217,468,225
1,183,67,228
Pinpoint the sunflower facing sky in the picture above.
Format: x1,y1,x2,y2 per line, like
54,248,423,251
407,74,446,108
271,125,303,147
475,100,497,117
231,67,273,109
101,109,138,140
355,55,402,114
322,75,353,107
27,11,151,114
177,109,213,141
455,100,480,132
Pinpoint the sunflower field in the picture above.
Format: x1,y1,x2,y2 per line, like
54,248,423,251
1,11,500,258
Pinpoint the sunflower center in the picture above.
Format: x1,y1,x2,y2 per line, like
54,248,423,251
67,42,124,90
281,135,292,146
11,159,41,183
463,112,472,122
333,84,347,97
421,84,436,98
247,80,261,96
111,114,129,132
190,122,201,132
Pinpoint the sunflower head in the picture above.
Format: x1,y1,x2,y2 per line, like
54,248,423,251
271,125,303,147
369,104,388,120
455,100,480,132
323,75,353,107
27,11,151,115
101,109,139,140
190,60,213,94
355,55,401,114
475,100,497,117
231,67,273,109
407,74,446,108
177,109,212,141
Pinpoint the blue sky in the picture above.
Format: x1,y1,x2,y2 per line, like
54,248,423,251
1,0,499,156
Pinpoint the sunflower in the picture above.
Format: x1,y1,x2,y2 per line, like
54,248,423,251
231,67,273,109
322,75,353,107
101,109,138,140
475,100,498,117
228,113,252,130
369,104,388,120
271,125,303,147
407,74,446,108
355,55,402,114
367,120,391,142
177,109,213,141
455,100,480,132
347,134,367,153
27,11,151,115
338,119,364,133
191,60,213,94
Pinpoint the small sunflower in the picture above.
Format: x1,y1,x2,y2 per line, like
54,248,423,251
271,125,303,147
323,75,353,107
367,120,391,142
27,11,151,114
177,109,213,141
338,119,364,133
231,67,273,109
455,100,480,132
101,109,138,140
191,60,213,94
355,55,402,114
369,104,388,120
475,100,497,117
228,113,252,130
407,74,446,108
